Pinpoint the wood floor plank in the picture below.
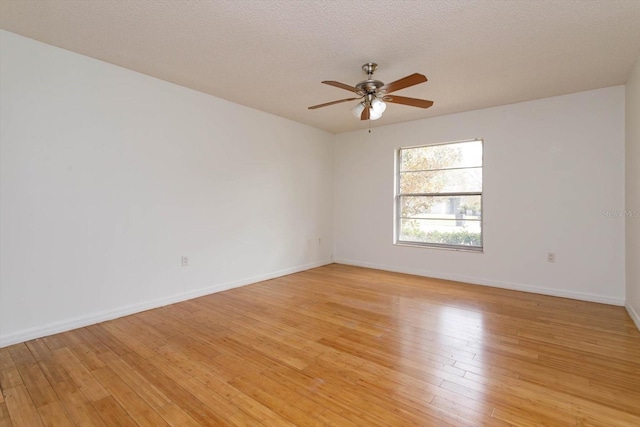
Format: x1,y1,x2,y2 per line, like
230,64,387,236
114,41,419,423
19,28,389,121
153,345,240,400
99,322,156,359
83,324,134,357
229,393,298,427
431,395,512,427
120,351,229,426
91,365,169,426
1,264,639,426
6,345,34,369
229,373,330,426
58,329,106,371
36,358,72,386
140,353,267,426
0,349,15,372
48,380,107,427
40,334,68,352
0,401,14,427
154,403,201,427
36,401,74,427
95,350,172,411
3,385,43,427
0,367,22,392
91,396,137,426
262,365,410,427
13,363,57,408
52,347,109,403
24,340,51,363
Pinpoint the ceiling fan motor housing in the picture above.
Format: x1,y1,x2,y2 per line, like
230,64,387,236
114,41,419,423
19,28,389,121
355,79,385,96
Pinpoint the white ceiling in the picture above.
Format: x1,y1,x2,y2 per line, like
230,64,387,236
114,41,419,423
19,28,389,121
1,0,640,134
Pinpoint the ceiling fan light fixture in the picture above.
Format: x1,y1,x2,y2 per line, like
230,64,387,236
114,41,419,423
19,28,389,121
369,107,383,120
352,98,385,120
371,98,386,115
352,102,365,118
351,102,386,120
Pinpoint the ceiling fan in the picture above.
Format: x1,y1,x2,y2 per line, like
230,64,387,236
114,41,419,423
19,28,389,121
308,63,433,121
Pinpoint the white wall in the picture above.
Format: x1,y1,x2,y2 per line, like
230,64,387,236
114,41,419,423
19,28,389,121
626,56,640,328
334,87,626,304
0,31,334,347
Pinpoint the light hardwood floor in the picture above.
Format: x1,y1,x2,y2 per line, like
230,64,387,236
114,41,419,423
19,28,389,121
1,264,639,426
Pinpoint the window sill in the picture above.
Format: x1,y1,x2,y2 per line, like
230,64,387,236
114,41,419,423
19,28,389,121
394,241,484,253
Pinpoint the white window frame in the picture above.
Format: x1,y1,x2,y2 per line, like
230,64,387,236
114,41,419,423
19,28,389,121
394,138,484,252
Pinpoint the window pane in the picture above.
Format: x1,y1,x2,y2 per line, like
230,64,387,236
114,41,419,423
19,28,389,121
396,139,483,250
399,168,482,194
400,195,481,219
399,218,482,247
400,140,482,172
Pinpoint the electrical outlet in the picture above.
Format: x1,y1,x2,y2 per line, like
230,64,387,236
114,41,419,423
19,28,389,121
547,252,555,263
181,256,189,267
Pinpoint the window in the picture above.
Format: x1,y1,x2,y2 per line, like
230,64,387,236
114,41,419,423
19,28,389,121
395,139,483,251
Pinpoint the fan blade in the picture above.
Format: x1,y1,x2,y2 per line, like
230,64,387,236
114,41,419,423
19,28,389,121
361,105,370,120
322,81,357,93
385,95,434,109
380,73,427,94
308,98,360,110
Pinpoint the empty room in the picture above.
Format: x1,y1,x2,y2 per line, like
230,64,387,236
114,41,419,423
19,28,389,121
1,1,640,426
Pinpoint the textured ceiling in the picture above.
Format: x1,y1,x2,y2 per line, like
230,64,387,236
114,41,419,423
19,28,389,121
1,0,640,134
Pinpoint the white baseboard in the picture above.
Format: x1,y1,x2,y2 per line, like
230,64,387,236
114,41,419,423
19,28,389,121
625,303,640,332
334,258,625,306
0,259,333,348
